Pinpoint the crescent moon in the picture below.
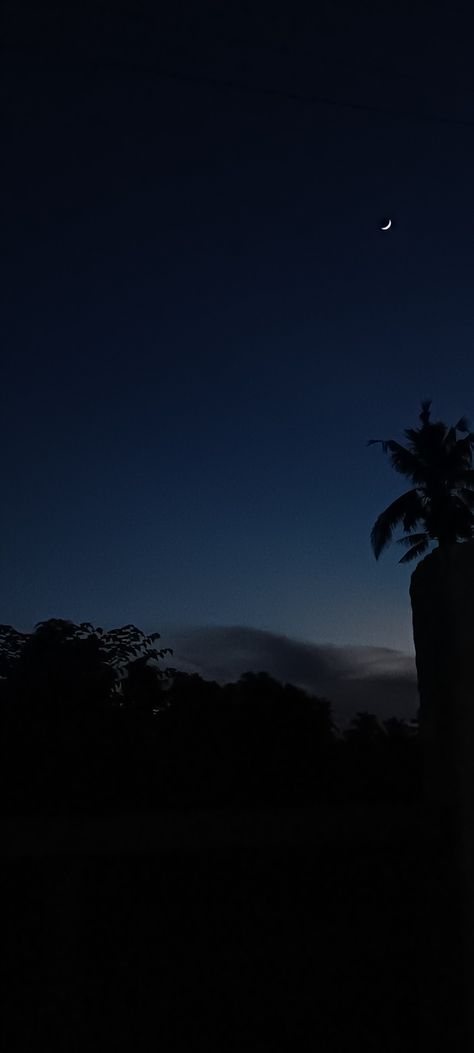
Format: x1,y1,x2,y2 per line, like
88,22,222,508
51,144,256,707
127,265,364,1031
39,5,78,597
381,219,392,230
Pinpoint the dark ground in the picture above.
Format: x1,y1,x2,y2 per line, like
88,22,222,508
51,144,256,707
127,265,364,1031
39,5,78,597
1,804,459,1052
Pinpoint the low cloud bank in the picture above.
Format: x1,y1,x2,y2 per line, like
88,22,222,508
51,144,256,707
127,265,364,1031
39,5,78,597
162,625,419,727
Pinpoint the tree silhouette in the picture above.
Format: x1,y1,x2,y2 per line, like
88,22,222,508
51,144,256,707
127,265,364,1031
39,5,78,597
217,672,338,806
0,624,30,678
0,619,177,814
341,711,387,802
119,655,171,713
367,399,474,562
344,710,386,746
0,618,176,713
382,716,414,742
0,618,420,813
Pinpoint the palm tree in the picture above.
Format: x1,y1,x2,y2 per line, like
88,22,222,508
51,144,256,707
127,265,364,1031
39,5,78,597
368,399,474,563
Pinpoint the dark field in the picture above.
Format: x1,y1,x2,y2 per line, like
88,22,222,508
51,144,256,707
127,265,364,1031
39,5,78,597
1,805,456,1051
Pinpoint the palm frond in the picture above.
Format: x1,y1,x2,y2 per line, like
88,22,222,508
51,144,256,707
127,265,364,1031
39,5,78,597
444,426,458,454
370,489,422,560
366,438,390,452
454,416,471,433
457,469,474,488
419,399,433,428
458,488,474,508
395,532,429,548
368,402,474,565
406,422,450,462
451,496,474,538
450,432,474,464
383,440,432,483
398,537,431,564
402,494,426,532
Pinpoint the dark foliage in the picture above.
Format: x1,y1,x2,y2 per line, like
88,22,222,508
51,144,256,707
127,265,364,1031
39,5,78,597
0,619,420,815
368,399,474,563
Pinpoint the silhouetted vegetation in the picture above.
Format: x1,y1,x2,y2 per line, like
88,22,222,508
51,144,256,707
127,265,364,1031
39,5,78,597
0,619,420,815
367,399,474,563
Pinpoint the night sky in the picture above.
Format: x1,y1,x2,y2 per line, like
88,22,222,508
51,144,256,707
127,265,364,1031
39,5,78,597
3,2,474,720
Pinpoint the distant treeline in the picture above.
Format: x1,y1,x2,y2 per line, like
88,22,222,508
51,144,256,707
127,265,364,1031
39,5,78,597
0,619,420,814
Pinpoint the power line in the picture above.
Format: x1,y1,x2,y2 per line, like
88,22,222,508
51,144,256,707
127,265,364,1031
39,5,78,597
5,1,474,100
2,45,474,129
143,64,474,129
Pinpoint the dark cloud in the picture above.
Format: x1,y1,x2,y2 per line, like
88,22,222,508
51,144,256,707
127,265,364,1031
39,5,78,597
162,625,419,727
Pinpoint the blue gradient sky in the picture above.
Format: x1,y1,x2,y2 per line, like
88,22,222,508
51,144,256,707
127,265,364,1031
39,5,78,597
3,3,474,708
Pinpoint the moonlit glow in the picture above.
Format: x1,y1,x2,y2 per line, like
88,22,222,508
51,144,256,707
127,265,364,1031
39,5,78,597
381,219,392,230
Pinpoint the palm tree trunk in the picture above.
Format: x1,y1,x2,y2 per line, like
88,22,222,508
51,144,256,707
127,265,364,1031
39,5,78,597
410,540,474,1049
